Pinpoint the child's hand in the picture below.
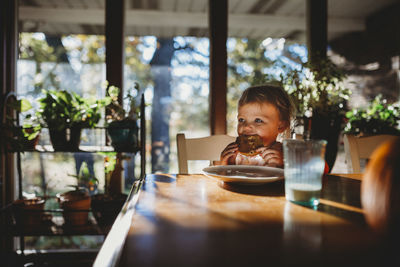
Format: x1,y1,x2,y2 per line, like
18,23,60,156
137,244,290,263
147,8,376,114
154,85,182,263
257,142,283,168
220,142,238,165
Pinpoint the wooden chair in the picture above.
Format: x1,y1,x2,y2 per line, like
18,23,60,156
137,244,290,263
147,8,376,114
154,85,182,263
176,133,236,174
343,134,399,173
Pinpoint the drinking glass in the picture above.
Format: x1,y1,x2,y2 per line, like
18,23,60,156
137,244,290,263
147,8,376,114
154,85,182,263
283,139,327,207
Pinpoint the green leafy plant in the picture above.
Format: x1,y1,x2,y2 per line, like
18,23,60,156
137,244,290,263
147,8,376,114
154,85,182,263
98,152,117,175
21,113,42,141
105,82,141,152
344,95,400,136
38,89,111,130
2,98,42,151
105,82,140,123
36,89,111,151
274,58,351,118
91,151,128,226
68,162,98,195
97,151,132,194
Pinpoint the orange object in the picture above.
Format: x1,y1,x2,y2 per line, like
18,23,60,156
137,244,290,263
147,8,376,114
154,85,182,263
324,161,329,174
361,137,400,234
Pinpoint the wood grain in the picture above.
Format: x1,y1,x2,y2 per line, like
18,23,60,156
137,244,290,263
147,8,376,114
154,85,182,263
118,173,390,266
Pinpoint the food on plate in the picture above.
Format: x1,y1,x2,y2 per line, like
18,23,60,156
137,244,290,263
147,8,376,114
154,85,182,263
236,134,264,156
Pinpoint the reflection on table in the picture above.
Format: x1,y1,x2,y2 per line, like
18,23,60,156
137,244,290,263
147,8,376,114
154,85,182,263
97,173,397,266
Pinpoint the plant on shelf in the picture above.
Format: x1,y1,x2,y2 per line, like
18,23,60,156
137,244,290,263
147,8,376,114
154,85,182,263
2,97,42,151
58,163,97,226
106,82,140,152
12,197,46,226
344,95,400,136
68,162,99,196
37,89,111,151
20,112,42,150
91,152,127,226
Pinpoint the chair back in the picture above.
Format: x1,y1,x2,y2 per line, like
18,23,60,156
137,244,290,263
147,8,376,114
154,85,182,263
177,133,236,174
343,134,399,173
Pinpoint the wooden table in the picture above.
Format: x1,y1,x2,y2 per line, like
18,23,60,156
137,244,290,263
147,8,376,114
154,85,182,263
95,173,394,267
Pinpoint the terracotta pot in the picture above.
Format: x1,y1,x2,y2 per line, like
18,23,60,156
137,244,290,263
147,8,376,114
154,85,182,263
58,189,91,226
12,197,45,225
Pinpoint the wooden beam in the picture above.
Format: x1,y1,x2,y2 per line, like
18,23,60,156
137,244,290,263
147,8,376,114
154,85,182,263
307,0,327,64
105,0,125,96
0,0,18,253
209,0,227,135
19,7,365,33
1,0,18,204
105,0,125,192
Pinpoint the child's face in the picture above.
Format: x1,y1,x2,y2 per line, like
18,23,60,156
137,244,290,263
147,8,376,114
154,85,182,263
237,102,285,147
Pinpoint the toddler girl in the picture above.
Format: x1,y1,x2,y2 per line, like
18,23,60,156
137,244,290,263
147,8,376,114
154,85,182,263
220,84,293,168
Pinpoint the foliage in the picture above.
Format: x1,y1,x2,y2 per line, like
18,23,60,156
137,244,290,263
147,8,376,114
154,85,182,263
65,34,105,64
97,152,117,174
344,95,400,136
19,33,59,63
270,58,351,118
170,37,210,135
68,162,98,192
125,36,153,88
6,98,41,140
17,33,152,250
105,82,140,123
19,33,66,95
21,115,42,140
1,98,41,151
37,89,111,130
227,39,276,134
228,39,275,87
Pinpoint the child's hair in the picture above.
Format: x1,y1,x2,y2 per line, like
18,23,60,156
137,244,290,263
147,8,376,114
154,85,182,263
238,84,293,129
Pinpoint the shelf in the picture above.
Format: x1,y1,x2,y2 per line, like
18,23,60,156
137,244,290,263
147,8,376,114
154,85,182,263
23,145,140,153
7,213,111,236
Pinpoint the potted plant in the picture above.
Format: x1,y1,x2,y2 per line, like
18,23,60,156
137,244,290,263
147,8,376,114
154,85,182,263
57,162,99,226
106,83,140,152
12,197,45,226
20,106,42,150
344,94,400,136
271,58,351,170
57,186,90,226
91,152,127,226
58,188,91,226
2,97,42,151
37,89,110,151
68,161,99,196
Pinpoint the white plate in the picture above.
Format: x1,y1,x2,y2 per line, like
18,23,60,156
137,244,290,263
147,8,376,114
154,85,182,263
202,165,284,185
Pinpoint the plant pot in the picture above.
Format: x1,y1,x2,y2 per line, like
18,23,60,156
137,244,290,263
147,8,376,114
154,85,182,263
91,193,127,226
307,113,343,171
49,126,82,151
12,197,45,226
58,189,91,226
107,120,138,152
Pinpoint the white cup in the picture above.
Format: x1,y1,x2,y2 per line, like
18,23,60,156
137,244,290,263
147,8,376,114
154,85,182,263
283,139,327,207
